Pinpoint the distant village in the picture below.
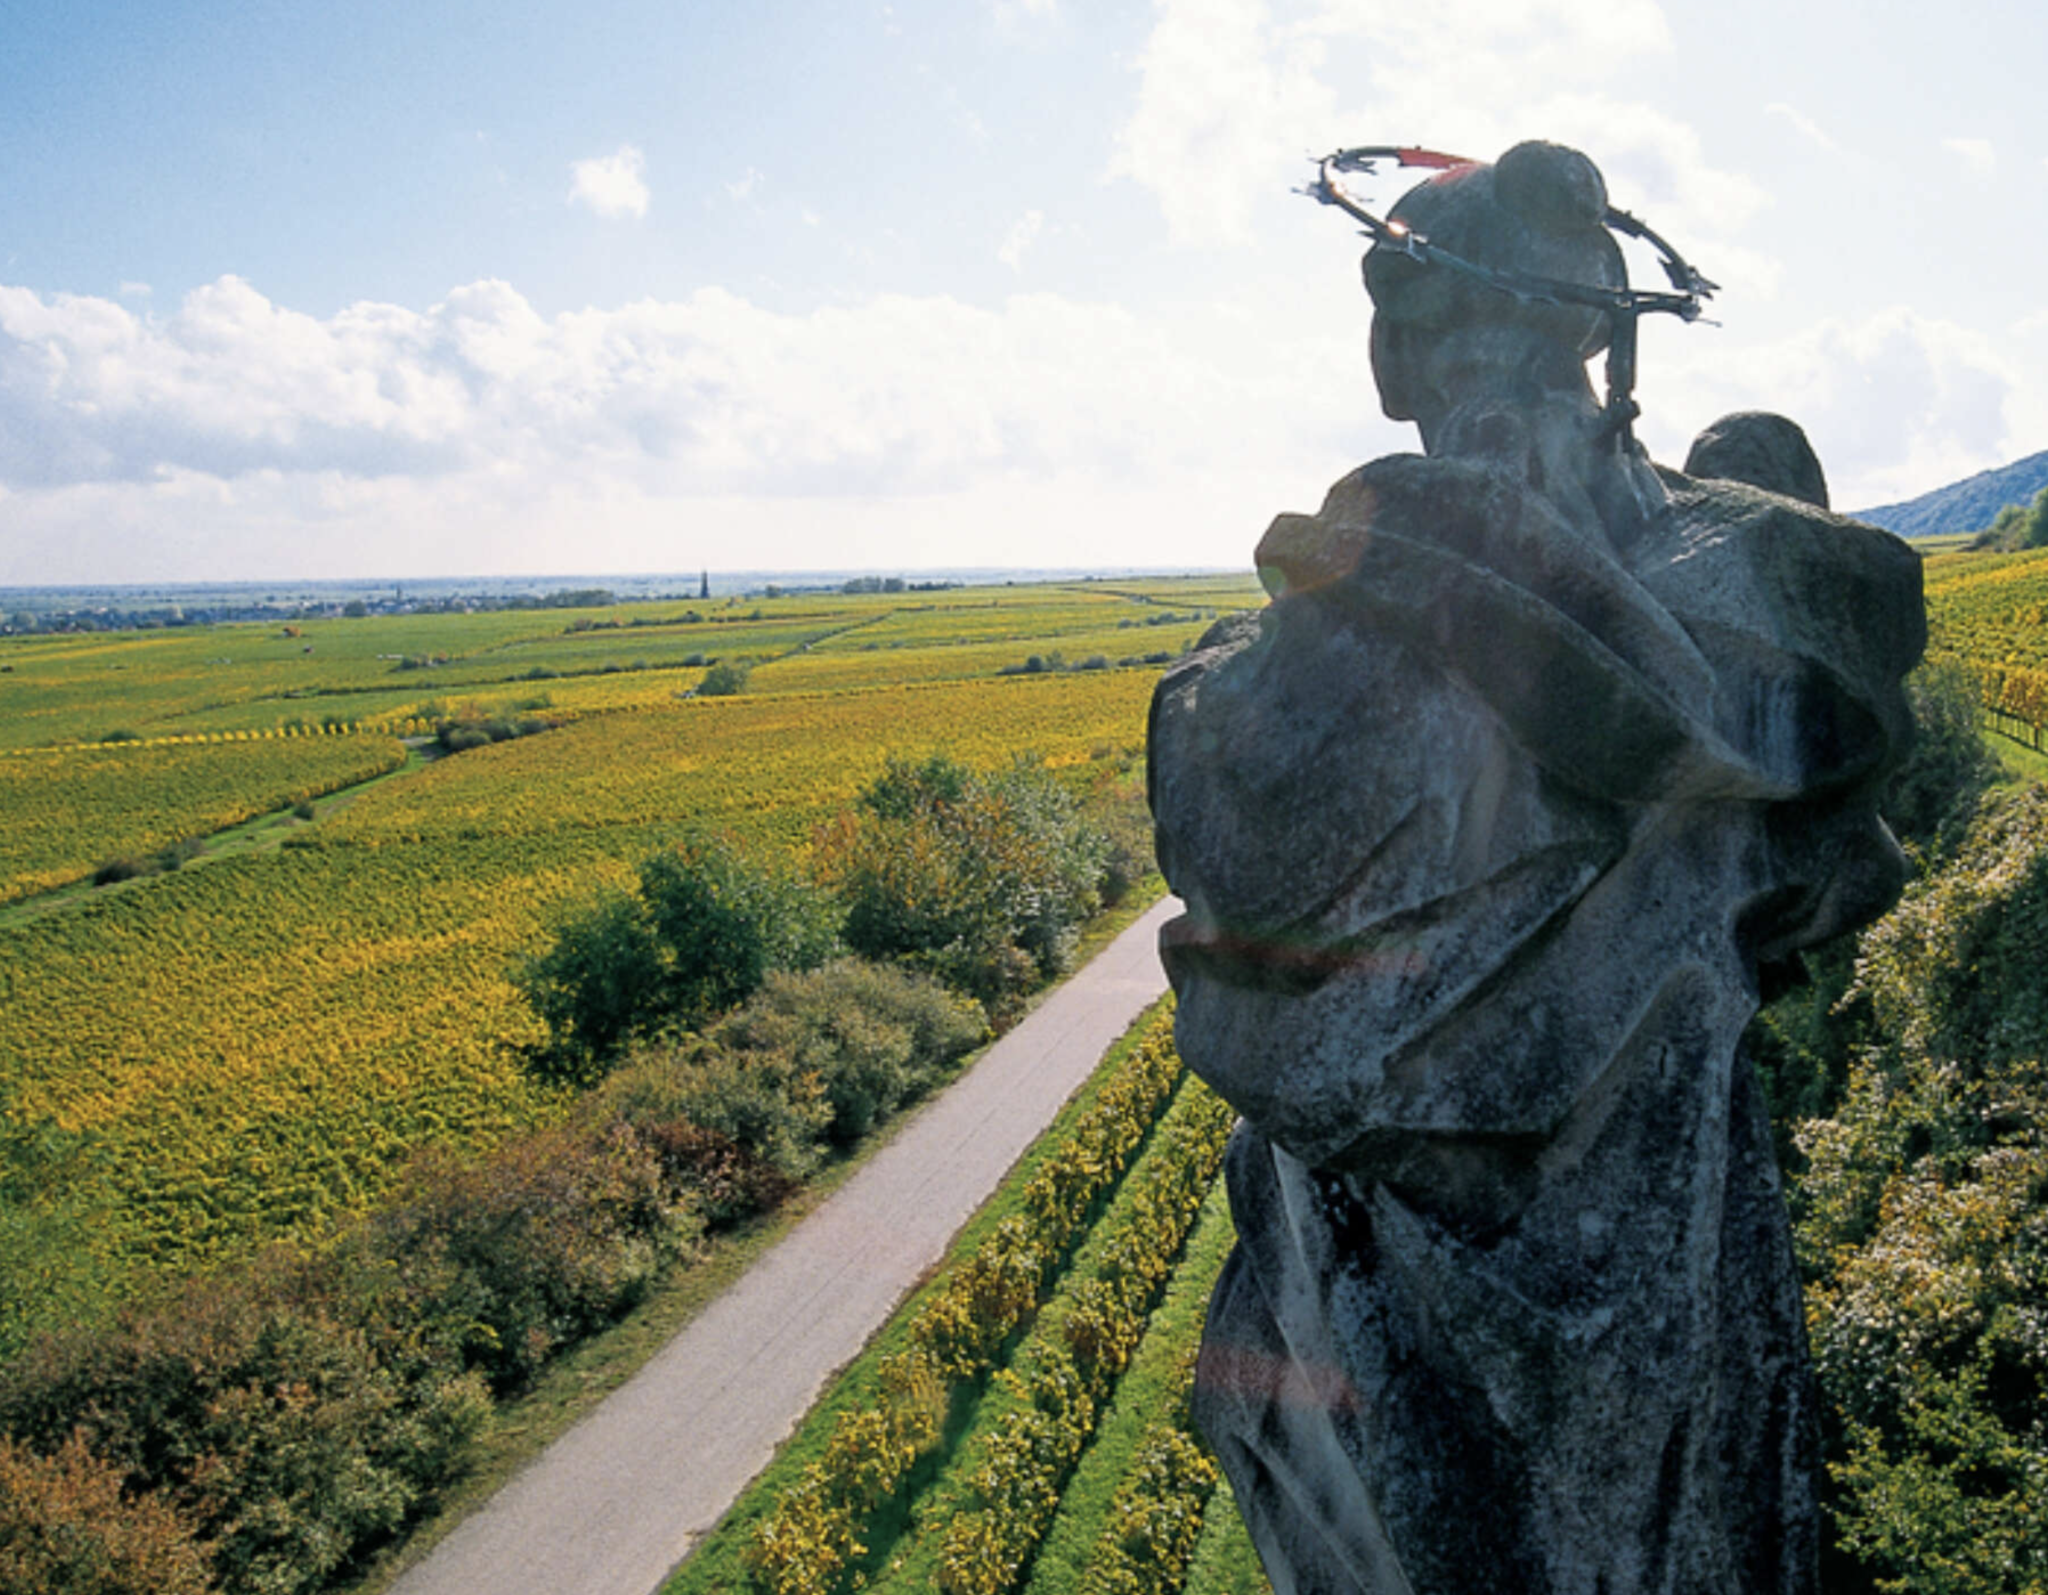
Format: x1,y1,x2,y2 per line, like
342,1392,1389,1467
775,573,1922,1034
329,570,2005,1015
0,570,967,635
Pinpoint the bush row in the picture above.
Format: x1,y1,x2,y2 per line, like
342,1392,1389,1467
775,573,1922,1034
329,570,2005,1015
1076,1352,1219,1595
745,1014,1186,1595
0,960,982,1595
932,1077,1234,1595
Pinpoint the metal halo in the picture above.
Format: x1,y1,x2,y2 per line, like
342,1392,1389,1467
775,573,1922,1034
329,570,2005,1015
1305,145,1719,442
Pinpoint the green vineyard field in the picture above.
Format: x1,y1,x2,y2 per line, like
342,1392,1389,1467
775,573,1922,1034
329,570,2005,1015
0,579,1245,1292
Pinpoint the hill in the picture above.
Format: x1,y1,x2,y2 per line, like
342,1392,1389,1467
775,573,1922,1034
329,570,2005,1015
1853,448,2048,539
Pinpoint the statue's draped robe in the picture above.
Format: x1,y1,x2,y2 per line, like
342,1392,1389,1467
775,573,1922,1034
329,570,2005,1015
1148,455,1923,1595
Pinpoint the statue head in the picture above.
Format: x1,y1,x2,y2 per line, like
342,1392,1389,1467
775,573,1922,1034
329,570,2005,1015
1364,142,1625,440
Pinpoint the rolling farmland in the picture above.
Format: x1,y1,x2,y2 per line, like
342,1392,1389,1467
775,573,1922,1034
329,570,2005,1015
0,577,1257,1290
7,542,2028,1595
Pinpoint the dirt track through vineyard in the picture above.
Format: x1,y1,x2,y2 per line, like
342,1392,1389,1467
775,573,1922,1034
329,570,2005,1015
387,895,1180,1595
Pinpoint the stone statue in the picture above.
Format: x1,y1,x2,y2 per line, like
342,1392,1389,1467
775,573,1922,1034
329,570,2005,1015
1148,141,1925,1594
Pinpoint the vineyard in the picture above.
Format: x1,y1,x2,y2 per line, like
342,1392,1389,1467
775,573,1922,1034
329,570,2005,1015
0,577,1255,1297
656,541,2048,1595
668,1004,1271,1595
6,541,2042,1595
1922,543,2048,741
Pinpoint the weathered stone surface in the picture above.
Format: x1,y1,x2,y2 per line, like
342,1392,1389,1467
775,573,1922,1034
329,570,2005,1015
1150,142,1925,1594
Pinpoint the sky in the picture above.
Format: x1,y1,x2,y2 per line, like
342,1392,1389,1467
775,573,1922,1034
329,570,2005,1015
2,0,2045,584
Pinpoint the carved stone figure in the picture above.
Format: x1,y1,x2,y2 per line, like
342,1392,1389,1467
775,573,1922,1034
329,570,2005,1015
1148,142,1924,1593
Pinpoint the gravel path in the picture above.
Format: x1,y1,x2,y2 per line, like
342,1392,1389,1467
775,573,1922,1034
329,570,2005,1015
388,896,1177,1595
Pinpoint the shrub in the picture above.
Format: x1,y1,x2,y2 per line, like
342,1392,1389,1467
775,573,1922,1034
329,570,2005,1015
153,837,204,873
1748,654,2004,1154
818,755,1111,1009
1791,786,2048,1593
0,1432,213,1595
91,855,149,886
1885,658,2001,860
714,961,987,1143
648,1045,832,1185
698,661,750,697
365,1123,696,1392
621,1117,800,1229
0,1268,492,1595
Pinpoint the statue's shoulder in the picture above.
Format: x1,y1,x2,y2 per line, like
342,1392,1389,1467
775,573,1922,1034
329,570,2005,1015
1642,465,1925,711
1253,454,1511,600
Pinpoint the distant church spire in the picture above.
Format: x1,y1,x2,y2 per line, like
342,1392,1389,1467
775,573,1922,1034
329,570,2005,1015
700,569,710,600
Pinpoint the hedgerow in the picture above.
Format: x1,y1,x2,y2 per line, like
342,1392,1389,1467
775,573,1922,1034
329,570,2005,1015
0,955,993,1595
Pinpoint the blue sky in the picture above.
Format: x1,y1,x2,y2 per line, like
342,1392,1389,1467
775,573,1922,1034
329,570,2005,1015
3,0,2045,582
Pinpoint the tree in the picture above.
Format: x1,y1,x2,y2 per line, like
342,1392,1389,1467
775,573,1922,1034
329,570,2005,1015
515,892,667,1086
1972,484,2048,551
639,837,838,1026
697,660,749,697
515,835,839,1086
818,755,1111,1008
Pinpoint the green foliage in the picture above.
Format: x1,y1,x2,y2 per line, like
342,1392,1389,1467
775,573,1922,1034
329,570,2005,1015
1790,785,2048,1593
1971,485,2048,552
697,661,751,697
1077,1422,1218,1595
361,1123,698,1393
930,1078,1232,1595
517,835,840,1085
715,959,989,1144
1075,757,1154,911
822,755,1111,1008
1886,659,2003,861
1024,1180,1234,1595
0,1271,494,1595
0,1100,110,1366
0,1103,719,1595
433,712,557,753
515,890,669,1084
1747,656,2005,1156
641,839,840,1029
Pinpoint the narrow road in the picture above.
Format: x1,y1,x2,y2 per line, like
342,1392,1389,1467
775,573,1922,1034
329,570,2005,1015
390,895,1178,1595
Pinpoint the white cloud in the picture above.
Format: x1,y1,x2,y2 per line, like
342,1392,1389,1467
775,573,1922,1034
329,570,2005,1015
1765,103,1839,154
0,272,1383,579
1943,137,1996,178
568,144,651,220
1105,0,1767,261
725,165,764,203
1106,0,1336,246
987,0,1058,32
998,210,1045,272
1640,306,2035,511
